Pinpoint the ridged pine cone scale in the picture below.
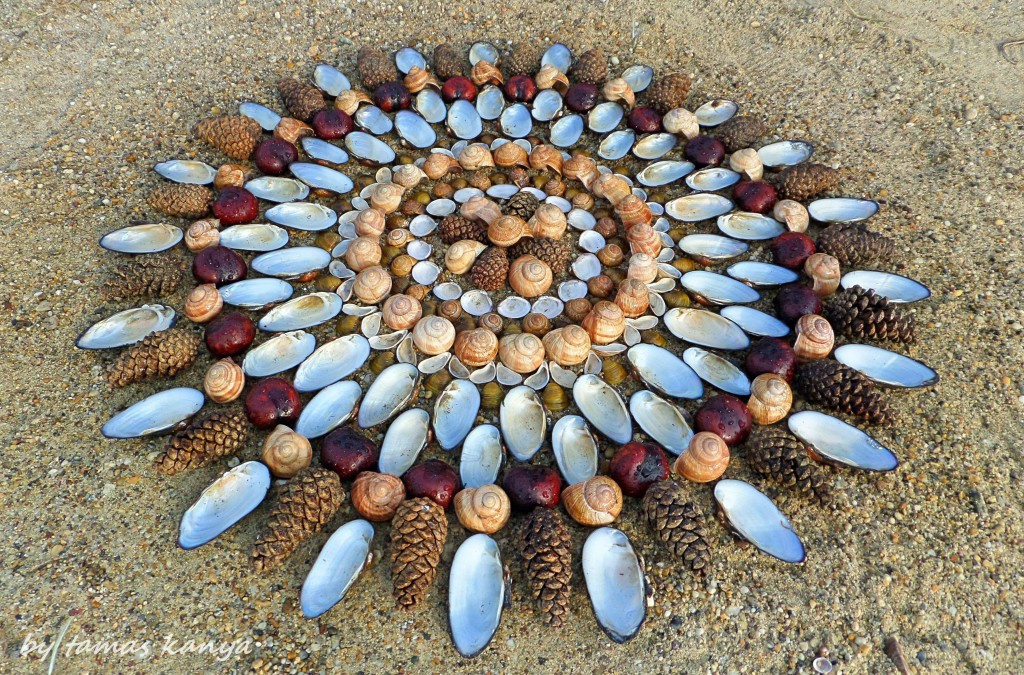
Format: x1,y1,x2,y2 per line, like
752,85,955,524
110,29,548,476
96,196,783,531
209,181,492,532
520,507,572,627
193,115,262,160
105,329,199,387
101,254,185,300
569,48,607,85
775,163,841,201
824,285,914,342
794,359,895,426
509,238,570,272
504,191,539,221
358,46,399,90
252,467,344,572
645,73,692,114
390,498,448,609
817,223,897,268
439,215,489,245
471,246,509,291
277,78,326,121
148,184,213,218
745,427,832,504
713,116,768,152
154,411,249,475
641,480,711,576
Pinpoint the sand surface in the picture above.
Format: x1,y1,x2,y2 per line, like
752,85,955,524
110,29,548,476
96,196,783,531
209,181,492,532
1,0,1022,672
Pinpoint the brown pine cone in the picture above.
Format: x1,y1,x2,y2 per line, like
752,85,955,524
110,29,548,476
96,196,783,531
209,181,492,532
505,42,539,76
101,253,186,301
105,328,199,387
253,467,344,572
154,411,249,475
470,246,509,291
570,48,607,85
645,73,692,114
745,427,832,504
358,46,399,90
774,163,841,201
520,507,572,627
504,191,539,221
390,498,448,609
509,237,570,272
148,184,213,218
193,115,262,160
641,480,711,576
277,78,326,121
824,285,914,343
816,223,897,268
712,115,768,152
439,214,489,245
793,359,895,426
433,44,465,80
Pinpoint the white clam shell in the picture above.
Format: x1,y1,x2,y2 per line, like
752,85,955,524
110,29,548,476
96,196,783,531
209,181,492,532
433,282,463,301
469,41,499,65
220,278,295,310
694,99,738,126
679,234,748,260
239,102,281,130
636,160,695,187
684,167,740,192
499,385,547,461
295,380,362,439
663,308,750,350
378,408,430,475
497,296,530,319
178,461,270,550
358,363,419,428
808,197,879,223
313,64,351,96
99,223,182,254
572,253,602,281
598,129,635,160
588,102,624,133
582,528,650,643
395,47,425,73
394,110,437,149
300,519,374,619
302,137,349,165
549,114,584,148
460,425,504,488
245,177,310,203
680,270,761,305
541,43,572,73
572,374,632,444
102,387,204,439
448,99,483,140
345,131,397,164
415,89,447,124
665,194,734,222
243,330,316,377
531,89,563,121
626,343,703,399
500,103,533,138
155,160,216,185
682,347,750,396
558,280,588,301
551,415,599,485
628,389,694,455
449,534,508,658
433,379,481,450
632,133,676,160
714,480,805,563
476,85,506,120
621,64,653,92
355,105,393,135
757,140,814,168
293,334,371,392
251,246,331,279
840,271,930,303
265,202,338,231
461,289,494,316
219,223,289,251
719,306,790,338
290,163,354,194
788,411,899,471
833,344,938,388
76,304,177,350
258,292,342,331
726,261,798,287
531,296,564,319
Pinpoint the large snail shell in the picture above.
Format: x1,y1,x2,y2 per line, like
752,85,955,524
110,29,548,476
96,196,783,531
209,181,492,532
542,325,592,366
674,432,730,483
529,145,563,175
404,65,440,93
614,278,650,318
185,218,220,252
662,107,699,139
535,64,570,94
489,215,531,247
345,236,384,272
354,207,387,237
602,77,635,108
370,183,405,214
804,253,841,298
334,89,372,116
445,239,488,274
459,144,495,171
747,373,792,425
615,195,653,231
392,164,427,189
382,293,422,331
563,476,623,526
627,253,659,284
412,315,456,355
508,255,553,298
793,314,835,360
186,283,223,323
423,152,460,180
729,148,763,181
498,332,546,373
261,425,313,478
773,199,809,233
460,195,503,226
493,142,529,168
453,328,500,367
626,222,661,257
454,484,511,534
351,471,406,522
563,155,599,188
582,301,626,345
203,358,244,403
352,265,392,304
591,173,632,207
521,312,551,337
528,203,567,239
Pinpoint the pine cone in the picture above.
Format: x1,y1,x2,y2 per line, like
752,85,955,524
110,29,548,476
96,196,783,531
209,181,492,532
712,115,768,152
390,498,448,609
641,480,711,576
793,359,895,426
774,163,841,201
154,411,249,475
147,184,213,218
504,191,539,221
433,44,465,80
816,223,896,268
439,215,489,245
471,246,509,291
645,73,692,114
105,328,200,387
745,427,832,504
277,78,326,121
520,507,572,627
358,46,399,90
101,253,185,301
509,237,570,272
570,48,607,85
824,285,914,343
253,467,344,572
505,42,539,76
193,115,262,160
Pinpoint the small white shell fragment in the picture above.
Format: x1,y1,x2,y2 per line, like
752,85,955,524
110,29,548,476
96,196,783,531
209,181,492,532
418,352,452,374
411,260,441,285
497,296,531,319
531,296,564,319
694,99,738,126
461,289,494,316
239,102,281,130
558,280,589,301
572,374,632,444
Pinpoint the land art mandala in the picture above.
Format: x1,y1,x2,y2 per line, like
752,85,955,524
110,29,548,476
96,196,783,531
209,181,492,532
79,41,938,656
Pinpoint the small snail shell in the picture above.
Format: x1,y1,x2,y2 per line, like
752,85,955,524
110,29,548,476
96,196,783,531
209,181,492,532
615,278,651,318
562,476,623,526
582,301,626,345
626,222,661,257
597,243,625,267
662,107,699,139
458,144,495,171
595,217,619,238
354,207,387,237
345,236,383,272
773,199,809,233
423,152,460,180
588,274,615,298
627,253,659,284
438,299,462,322
273,117,314,144
572,191,595,211
352,265,392,305
185,218,221,252
454,485,511,534
521,312,551,337
333,89,372,116
382,294,422,331
370,183,405,214
498,332,546,373
674,432,730,483
591,173,632,206
542,325,592,366
729,148,763,181
471,60,504,86
203,358,244,403
528,203,567,239
508,255,553,297
404,65,440,93
601,358,628,386
392,164,427,189
529,145,563,175
616,195,653,231
352,472,406,522
445,239,488,274
793,314,835,361
412,315,456,355
747,373,793,425
493,142,529,168
563,155,599,188
390,254,417,278
261,425,313,479
214,165,247,190
460,195,503,226
386,228,412,248
478,312,504,334
602,77,635,108
185,283,223,323
454,328,500,367
804,253,841,298
535,64,570,94
481,381,504,409
542,381,568,412
489,215,531,248
564,297,593,323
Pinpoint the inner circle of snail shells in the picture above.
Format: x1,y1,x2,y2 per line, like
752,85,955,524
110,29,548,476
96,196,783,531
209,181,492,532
542,325,592,366
729,148,764,181
203,357,244,403
458,144,494,171
805,253,841,298
424,152,459,180
351,471,406,522
185,218,220,252
370,182,405,214
602,77,635,108
528,203,567,239
493,142,529,168
412,315,456,355
582,300,626,345
261,425,313,479
563,155,599,188
345,236,383,272
616,194,653,231
773,199,809,233
508,254,553,297
662,107,699,139
392,164,426,189
627,222,661,257
382,293,422,331
627,252,659,284
498,332,546,373
591,173,632,207
352,265,392,304
185,283,223,323
563,476,623,527
793,314,835,360
354,207,387,237
386,228,412,248
615,278,650,318
747,373,793,425
461,195,503,225
454,484,511,534
521,312,551,337
529,145,563,175
445,239,488,274
453,328,499,367
489,215,531,247
674,431,731,483
478,312,503,334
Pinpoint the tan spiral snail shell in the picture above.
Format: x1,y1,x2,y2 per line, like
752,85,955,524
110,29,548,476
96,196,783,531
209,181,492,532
616,194,653,231
453,328,500,367
793,314,835,361
602,77,635,108
455,484,512,534
352,265,392,304
729,148,764,181
444,239,488,274
563,476,624,527
493,142,529,168
627,253,659,284
403,66,440,94
535,64,570,93
460,195,503,225
185,283,223,323
542,325,592,366
615,278,650,318
674,432,730,483
626,222,661,256
591,173,632,206
423,152,460,180
458,144,495,171
508,255,553,297
351,471,406,522
381,294,422,331
563,155,599,188
747,373,793,425
773,199,809,233
261,425,313,479
203,358,244,403
392,164,427,189
354,207,387,237
498,332,546,373
804,253,841,298
184,218,220,252
345,236,383,272
529,145,563,174
528,203,567,239
581,301,626,345
662,108,700,139
412,315,456,355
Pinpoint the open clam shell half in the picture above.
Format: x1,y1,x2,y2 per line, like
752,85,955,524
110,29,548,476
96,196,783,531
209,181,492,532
582,527,651,643
449,534,509,658
178,461,270,550
833,344,938,388
788,410,899,471
358,363,420,428
714,479,805,564
301,519,374,619
572,374,633,445
102,387,204,439
295,380,362,439
500,385,547,461
76,304,176,349
551,415,600,485
433,378,481,450
460,425,504,488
